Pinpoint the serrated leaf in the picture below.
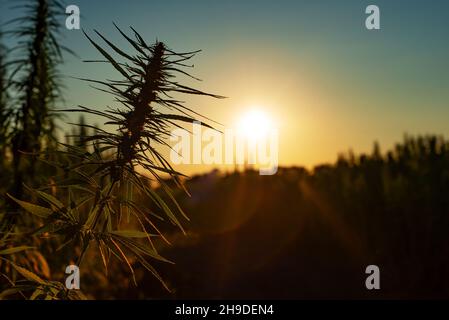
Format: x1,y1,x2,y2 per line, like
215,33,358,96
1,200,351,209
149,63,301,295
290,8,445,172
30,288,44,300
114,237,172,263
135,254,170,292
110,230,153,238
68,290,88,300
0,246,34,255
36,190,64,210
10,262,47,285
135,179,185,233
0,287,27,299
83,31,132,81
7,194,52,218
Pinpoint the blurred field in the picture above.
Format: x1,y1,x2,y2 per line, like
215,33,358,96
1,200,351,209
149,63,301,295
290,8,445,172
113,136,449,299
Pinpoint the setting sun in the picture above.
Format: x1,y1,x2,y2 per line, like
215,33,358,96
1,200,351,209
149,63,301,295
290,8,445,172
237,109,275,141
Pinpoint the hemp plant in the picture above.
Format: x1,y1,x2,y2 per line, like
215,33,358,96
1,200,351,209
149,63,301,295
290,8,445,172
0,31,10,172
8,25,223,293
4,0,69,232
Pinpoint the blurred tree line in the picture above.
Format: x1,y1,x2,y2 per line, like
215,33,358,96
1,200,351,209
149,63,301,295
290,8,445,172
131,136,448,299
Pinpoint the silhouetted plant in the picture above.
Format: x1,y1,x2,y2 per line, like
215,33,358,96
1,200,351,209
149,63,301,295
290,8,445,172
0,31,10,170
0,30,14,229
0,30,11,158
74,116,88,151
7,25,224,295
7,0,67,208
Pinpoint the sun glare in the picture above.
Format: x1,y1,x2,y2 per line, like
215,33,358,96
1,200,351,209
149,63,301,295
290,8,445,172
237,109,274,141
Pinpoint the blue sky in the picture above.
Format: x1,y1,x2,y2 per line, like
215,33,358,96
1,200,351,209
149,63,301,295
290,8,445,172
1,0,449,171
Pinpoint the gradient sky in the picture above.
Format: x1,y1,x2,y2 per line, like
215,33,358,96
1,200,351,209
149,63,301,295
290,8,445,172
2,0,449,174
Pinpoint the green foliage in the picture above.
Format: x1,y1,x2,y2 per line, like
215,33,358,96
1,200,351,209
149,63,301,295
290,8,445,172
32,25,223,288
9,0,66,146
1,11,223,298
3,0,69,222
0,259,86,300
0,31,11,172
0,232,74,300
